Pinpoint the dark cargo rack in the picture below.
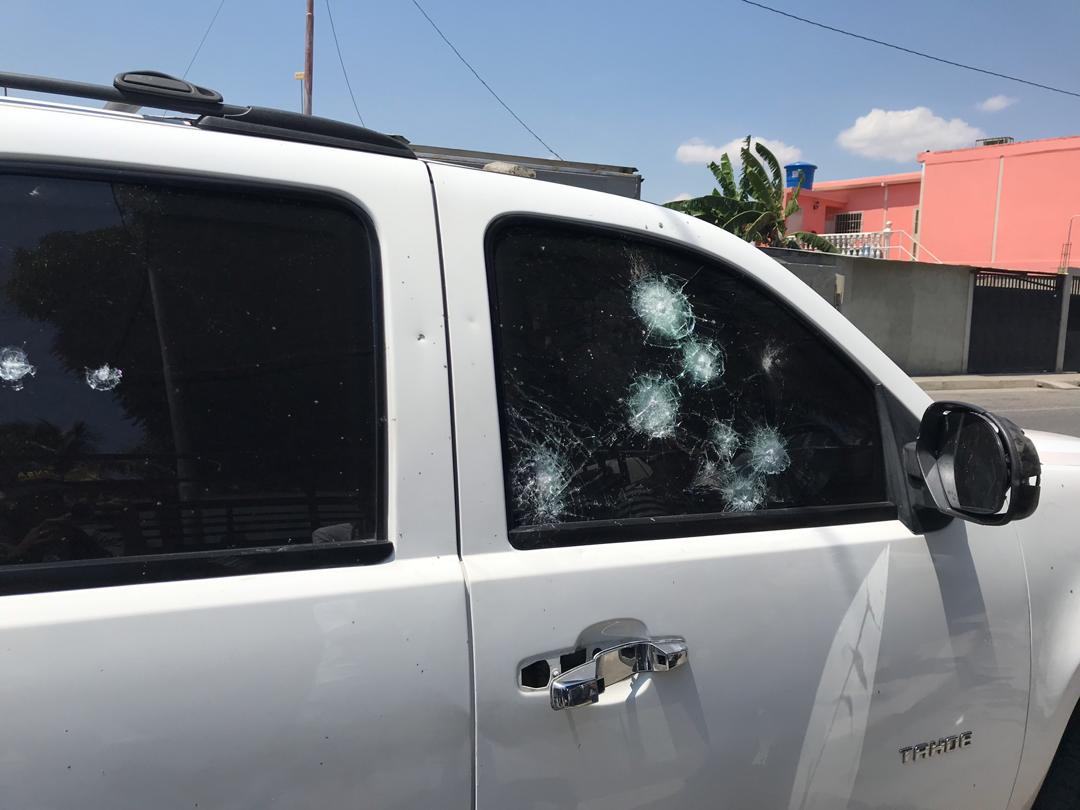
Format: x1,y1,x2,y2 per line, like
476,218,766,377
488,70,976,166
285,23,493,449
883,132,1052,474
0,69,415,159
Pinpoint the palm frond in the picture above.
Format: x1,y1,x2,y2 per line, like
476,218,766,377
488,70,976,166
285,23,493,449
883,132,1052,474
754,141,783,187
665,194,743,216
744,210,778,244
791,231,838,253
738,136,755,199
742,158,779,209
673,134,809,247
782,189,801,219
712,154,739,198
721,208,764,237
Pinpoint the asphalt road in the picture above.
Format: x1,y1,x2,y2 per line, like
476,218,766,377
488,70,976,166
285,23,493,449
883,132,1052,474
930,387,1080,438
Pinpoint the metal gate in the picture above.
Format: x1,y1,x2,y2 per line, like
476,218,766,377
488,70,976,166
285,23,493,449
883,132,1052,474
1064,275,1080,371
967,270,1064,373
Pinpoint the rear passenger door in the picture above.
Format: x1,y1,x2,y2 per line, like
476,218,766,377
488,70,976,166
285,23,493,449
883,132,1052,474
0,107,468,810
432,164,1030,810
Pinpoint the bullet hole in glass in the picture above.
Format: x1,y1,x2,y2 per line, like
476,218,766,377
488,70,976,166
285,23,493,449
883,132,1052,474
0,347,36,390
85,364,123,392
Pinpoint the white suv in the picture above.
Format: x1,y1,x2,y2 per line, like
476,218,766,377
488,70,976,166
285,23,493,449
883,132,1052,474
0,71,1077,810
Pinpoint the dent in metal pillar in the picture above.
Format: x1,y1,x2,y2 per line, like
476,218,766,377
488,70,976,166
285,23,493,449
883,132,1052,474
1055,270,1073,372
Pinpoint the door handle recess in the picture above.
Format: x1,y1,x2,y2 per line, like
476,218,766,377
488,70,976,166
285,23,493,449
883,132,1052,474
549,637,688,710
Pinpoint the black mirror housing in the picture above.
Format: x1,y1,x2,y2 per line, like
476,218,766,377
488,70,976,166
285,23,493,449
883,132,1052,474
908,401,1041,526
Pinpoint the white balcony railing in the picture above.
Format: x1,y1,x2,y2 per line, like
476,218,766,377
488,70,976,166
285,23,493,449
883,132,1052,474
798,222,942,263
817,230,892,258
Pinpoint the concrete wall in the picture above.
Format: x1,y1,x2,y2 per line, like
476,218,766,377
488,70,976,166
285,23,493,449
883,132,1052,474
764,248,974,375
841,257,972,375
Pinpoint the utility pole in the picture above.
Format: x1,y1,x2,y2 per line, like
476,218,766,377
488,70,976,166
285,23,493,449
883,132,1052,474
1061,214,1080,273
303,0,314,115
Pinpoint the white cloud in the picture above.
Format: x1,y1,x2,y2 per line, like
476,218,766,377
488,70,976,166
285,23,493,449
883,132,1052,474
667,192,694,203
675,136,803,169
977,94,1017,113
837,107,984,162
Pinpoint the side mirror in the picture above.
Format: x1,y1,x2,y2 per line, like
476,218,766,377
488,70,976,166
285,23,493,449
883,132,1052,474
907,401,1041,525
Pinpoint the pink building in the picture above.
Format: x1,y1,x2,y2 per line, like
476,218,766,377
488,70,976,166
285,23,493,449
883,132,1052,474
788,135,1080,272
786,172,922,261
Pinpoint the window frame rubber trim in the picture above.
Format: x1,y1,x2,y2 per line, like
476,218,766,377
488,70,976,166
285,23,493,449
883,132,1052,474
0,541,394,596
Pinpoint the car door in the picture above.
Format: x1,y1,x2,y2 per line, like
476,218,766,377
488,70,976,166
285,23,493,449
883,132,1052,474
431,162,1031,810
0,103,469,810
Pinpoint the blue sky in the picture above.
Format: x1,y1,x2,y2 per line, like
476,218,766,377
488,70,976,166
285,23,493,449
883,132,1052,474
5,0,1080,203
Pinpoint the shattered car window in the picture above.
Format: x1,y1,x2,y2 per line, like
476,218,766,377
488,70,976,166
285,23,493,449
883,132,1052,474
0,174,379,567
488,220,885,533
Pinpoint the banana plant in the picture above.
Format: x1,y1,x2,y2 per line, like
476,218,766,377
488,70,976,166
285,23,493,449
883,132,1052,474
665,136,835,252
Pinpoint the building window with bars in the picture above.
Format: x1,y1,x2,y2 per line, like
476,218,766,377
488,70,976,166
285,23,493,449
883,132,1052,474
833,212,863,234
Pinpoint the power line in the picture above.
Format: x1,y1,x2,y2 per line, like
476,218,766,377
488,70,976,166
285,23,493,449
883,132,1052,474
325,0,366,127
740,0,1080,100
408,0,563,159
182,0,228,80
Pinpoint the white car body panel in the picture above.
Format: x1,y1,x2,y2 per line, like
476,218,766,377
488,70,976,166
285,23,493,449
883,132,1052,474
430,162,1032,809
1,95,1079,810
1008,434,1080,809
0,100,471,810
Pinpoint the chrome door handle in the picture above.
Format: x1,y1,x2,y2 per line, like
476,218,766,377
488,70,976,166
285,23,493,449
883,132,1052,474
549,637,688,710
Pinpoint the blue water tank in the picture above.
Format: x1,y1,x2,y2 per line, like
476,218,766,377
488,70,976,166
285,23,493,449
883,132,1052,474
784,162,817,190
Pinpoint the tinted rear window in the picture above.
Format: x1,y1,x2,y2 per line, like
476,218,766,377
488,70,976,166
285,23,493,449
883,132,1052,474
0,173,381,567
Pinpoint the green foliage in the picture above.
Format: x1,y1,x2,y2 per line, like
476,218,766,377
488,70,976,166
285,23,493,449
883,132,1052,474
665,136,835,252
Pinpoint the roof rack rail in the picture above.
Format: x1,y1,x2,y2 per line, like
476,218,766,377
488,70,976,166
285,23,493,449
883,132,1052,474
0,69,415,160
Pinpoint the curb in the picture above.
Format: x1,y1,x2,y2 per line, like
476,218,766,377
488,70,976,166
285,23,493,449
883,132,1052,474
915,375,1080,392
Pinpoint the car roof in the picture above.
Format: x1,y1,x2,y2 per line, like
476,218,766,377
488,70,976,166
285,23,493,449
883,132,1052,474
0,70,416,160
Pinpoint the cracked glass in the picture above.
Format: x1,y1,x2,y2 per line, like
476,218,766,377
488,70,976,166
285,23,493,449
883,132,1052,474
488,220,885,536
